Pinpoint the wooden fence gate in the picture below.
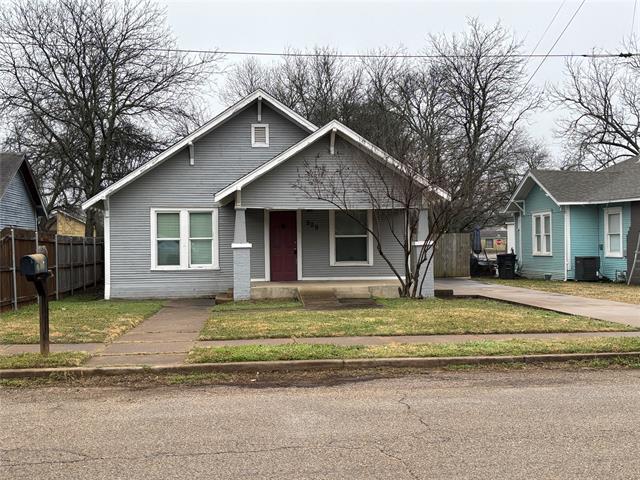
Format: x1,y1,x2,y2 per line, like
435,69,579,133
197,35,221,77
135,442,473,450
434,232,471,278
0,227,104,311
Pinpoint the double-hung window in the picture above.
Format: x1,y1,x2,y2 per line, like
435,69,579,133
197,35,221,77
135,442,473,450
604,207,623,257
329,210,373,266
532,212,552,256
151,209,219,270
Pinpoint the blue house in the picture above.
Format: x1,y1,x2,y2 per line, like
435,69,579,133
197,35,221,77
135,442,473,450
0,153,47,230
505,157,640,283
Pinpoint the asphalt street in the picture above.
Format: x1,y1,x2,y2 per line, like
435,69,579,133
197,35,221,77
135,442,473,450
2,368,640,479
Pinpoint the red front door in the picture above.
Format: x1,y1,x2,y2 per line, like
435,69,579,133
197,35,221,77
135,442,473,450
270,211,297,281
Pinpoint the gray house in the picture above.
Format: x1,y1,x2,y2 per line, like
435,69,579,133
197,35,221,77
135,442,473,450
0,153,47,230
83,90,448,300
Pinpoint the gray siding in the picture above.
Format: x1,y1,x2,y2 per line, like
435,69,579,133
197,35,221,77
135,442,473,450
246,209,266,279
0,171,37,230
108,104,307,298
241,135,407,210
301,210,405,278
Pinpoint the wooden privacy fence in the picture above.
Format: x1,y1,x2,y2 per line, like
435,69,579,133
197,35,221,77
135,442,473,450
0,227,104,311
434,232,471,278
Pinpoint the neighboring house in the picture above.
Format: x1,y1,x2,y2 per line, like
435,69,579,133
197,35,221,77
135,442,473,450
505,157,640,284
44,209,87,237
82,90,449,300
480,227,507,252
0,153,47,230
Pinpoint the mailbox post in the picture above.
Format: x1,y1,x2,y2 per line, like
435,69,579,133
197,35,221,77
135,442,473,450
20,252,52,355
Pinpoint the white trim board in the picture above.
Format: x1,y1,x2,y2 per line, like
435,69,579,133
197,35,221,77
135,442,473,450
82,89,317,210
604,206,624,258
214,120,450,203
103,198,111,300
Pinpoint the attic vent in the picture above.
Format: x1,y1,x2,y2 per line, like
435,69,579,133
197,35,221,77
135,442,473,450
252,124,269,147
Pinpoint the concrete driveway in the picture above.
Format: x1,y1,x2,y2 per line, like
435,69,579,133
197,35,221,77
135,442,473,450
436,278,640,328
2,369,640,479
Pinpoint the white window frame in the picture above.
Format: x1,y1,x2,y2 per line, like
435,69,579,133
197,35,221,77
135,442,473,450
532,211,552,256
150,208,219,271
251,123,269,148
604,206,623,258
329,210,374,266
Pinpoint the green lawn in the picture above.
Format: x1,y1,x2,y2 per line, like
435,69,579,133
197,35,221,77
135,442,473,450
213,299,301,312
0,295,164,344
188,337,640,363
199,298,634,341
484,278,640,305
0,351,89,369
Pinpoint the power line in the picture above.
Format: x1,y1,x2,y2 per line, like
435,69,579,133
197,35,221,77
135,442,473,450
0,40,637,59
529,0,567,55
517,0,587,99
632,0,638,37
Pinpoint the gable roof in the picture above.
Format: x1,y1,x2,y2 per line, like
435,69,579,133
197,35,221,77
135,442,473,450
213,119,451,203
505,156,640,212
82,89,318,210
0,152,47,218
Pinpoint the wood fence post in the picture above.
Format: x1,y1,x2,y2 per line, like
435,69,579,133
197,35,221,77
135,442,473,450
11,228,18,310
70,238,74,295
93,236,97,288
55,234,59,300
82,237,86,292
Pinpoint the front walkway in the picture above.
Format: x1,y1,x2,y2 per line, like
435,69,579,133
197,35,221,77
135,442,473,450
84,299,213,366
436,278,640,328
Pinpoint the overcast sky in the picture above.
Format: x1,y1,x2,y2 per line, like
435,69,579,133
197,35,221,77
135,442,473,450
166,0,636,159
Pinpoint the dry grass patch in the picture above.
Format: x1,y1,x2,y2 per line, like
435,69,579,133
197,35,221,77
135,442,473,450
188,337,640,363
199,298,634,340
0,295,164,344
484,278,640,305
0,351,89,369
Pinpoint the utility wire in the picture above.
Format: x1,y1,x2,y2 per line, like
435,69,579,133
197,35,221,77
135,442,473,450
0,39,637,59
516,0,587,99
529,0,567,55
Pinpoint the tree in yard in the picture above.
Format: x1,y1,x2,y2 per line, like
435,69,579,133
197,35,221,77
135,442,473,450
0,0,221,235
553,47,640,170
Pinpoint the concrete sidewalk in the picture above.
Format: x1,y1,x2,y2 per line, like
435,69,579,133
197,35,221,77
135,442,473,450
436,278,640,327
84,298,213,367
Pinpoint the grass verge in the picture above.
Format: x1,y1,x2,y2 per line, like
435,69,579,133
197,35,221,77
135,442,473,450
188,337,640,363
483,278,640,305
0,352,90,369
199,298,634,340
0,294,164,344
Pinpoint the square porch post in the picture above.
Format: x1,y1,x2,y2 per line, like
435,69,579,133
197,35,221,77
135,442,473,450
412,208,435,298
232,207,252,300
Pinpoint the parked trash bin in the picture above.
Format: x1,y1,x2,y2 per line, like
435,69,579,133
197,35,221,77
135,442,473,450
496,253,516,280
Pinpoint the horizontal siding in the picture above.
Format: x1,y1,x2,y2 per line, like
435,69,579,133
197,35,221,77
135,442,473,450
598,203,631,280
301,210,405,278
246,209,265,279
519,184,565,280
568,205,599,280
109,104,307,298
0,171,37,230
241,135,407,210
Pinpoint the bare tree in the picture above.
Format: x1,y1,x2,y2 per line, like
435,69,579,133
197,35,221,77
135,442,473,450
429,19,542,230
0,0,221,234
553,49,640,170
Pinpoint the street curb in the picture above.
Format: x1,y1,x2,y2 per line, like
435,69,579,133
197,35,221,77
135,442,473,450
2,351,640,379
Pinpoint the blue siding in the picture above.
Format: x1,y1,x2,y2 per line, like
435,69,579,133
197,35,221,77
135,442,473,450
518,184,565,280
597,203,631,280
0,170,37,230
567,205,599,280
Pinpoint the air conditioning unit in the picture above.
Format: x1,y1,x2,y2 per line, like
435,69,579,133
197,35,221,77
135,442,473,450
575,256,600,282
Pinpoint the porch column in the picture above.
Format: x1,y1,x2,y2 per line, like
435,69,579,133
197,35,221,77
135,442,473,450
232,208,252,301
412,208,435,298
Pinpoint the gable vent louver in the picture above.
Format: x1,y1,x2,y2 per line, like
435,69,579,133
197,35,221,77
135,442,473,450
252,124,269,147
